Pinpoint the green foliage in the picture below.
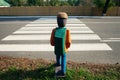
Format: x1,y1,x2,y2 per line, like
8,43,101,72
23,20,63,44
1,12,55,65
35,0,45,6
93,0,115,8
50,0,60,6
78,68,94,80
5,0,27,6
0,65,120,80
93,0,105,8
4,0,118,7
60,1,70,6
6,0,19,6
114,0,120,6
68,0,75,6
0,65,55,80
27,0,36,6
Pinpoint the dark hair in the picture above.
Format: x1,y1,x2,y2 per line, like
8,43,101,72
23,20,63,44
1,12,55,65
57,18,67,27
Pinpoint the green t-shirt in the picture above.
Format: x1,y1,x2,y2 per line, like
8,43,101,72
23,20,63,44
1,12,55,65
54,27,66,55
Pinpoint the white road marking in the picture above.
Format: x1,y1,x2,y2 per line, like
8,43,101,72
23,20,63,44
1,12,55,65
2,34,101,41
31,19,82,24
72,34,101,40
13,30,94,34
83,22,120,23
70,43,112,51
19,27,91,30
0,44,53,51
33,18,83,23
0,16,120,19
13,27,94,34
13,31,52,34
101,40,120,42
0,17,113,52
101,38,120,42
0,43,112,51
26,24,86,27
102,38,120,40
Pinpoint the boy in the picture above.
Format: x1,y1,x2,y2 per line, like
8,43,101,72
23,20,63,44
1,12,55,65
50,12,71,76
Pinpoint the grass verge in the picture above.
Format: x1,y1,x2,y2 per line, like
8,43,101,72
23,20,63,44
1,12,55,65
0,56,120,80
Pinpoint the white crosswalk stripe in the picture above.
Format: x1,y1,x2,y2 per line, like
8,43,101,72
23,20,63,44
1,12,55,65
0,17,112,51
13,30,94,34
31,18,83,24
26,23,86,27
13,27,94,34
2,34,101,40
0,43,111,51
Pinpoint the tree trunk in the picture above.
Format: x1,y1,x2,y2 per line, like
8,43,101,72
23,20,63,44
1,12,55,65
102,0,110,16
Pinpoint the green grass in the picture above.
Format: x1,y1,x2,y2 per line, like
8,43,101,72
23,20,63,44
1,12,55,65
0,64,120,80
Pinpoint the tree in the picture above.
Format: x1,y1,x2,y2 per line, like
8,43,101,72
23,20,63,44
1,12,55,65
60,1,69,6
102,0,115,15
67,0,81,6
27,0,46,6
45,0,50,6
27,0,36,6
5,0,27,6
50,0,60,6
113,0,120,6
19,0,27,6
93,0,105,8
35,0,45,6
68,0,75,6
10,0,20,6
75,0,80,6
102,0,110,15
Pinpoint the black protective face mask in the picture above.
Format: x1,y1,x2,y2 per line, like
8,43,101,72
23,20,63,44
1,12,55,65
57,18,67,27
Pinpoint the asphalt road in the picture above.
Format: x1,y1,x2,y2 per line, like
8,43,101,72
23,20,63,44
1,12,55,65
0,16,120,64
79,17,120,64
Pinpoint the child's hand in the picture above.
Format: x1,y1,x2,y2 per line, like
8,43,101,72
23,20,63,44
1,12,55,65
66,43,71,48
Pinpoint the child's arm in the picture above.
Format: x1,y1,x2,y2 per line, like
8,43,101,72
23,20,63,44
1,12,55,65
50,29,55,46
66,29,71,48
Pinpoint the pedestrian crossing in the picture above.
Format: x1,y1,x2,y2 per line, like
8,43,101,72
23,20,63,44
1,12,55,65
13,27,94,34
0,17,112,51
2,34,101,40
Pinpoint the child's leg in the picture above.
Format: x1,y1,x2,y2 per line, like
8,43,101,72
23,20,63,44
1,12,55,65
61,53,66,74
56,55,61,66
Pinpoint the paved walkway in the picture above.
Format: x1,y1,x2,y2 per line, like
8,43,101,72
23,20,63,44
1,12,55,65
1,17,119,64
0,17,112,51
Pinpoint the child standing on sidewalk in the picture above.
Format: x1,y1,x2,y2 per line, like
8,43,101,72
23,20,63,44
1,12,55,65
50,12,71,76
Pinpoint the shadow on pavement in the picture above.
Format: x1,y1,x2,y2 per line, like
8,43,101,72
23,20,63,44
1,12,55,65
0,18,39,22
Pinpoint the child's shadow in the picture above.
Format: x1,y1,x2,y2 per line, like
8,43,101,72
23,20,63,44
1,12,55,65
0,64,56,80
